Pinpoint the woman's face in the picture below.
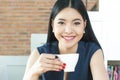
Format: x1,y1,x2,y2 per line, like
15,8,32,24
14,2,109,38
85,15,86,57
52,8,86,48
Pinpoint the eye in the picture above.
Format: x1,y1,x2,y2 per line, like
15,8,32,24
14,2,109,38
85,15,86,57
74,22,81,25
58,21,64,25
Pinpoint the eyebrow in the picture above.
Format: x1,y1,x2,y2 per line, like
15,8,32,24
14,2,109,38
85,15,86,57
73,18,82,21
57,18,65,21
57,18,82,21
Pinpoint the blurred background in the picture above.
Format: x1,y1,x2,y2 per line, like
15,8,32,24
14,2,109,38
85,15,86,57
0,0,99,55
0,0,120,80
83,0,99,11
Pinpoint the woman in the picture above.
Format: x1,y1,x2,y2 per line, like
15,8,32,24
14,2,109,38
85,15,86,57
23,0,108,80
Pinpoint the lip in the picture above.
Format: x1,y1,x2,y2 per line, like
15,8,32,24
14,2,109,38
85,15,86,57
62,36,75,41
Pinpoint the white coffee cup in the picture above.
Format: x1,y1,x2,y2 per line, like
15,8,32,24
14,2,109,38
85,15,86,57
56,53,79,72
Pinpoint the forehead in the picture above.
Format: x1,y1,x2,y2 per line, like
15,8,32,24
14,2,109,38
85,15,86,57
54,7,83,20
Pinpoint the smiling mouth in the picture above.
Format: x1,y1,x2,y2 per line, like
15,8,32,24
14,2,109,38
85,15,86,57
62,36,75,41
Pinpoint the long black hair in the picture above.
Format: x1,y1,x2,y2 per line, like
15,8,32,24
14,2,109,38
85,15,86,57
46,0,101,48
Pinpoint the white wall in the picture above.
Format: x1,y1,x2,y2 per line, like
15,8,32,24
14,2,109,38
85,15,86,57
0,56,28,80
101,0,120,61
90,0,120,65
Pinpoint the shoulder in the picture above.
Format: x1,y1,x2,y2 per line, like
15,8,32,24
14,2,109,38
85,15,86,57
37,41,58,54
78,41,102,58
79,41,101,50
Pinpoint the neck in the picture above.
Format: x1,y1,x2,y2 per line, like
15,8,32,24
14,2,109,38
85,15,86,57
58,44,78,54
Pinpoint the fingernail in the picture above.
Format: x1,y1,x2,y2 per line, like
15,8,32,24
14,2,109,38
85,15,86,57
55,55,58,59
58,68,62,71
63,63,66,66
62,66,65,69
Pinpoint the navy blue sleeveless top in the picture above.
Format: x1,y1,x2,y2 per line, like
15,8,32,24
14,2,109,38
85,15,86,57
37,41,100,80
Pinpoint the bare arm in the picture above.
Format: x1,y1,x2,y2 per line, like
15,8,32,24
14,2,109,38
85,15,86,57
23,49,64,80
23,49,41,80
90,49,109,80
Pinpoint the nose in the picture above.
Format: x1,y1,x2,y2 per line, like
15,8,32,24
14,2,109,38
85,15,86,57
64,25,73,34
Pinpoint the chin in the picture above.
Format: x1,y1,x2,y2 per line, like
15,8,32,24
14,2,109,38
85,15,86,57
62,42,76,48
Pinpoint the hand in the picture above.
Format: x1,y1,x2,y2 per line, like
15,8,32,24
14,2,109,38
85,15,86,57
30,53,66,76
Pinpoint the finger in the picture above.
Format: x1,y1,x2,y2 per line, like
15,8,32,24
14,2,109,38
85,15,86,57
40,53,57,60
55,55,59,59
41,62,63,71
46,67,62,71
40,57,63,66
39,53,63,65
36,63,61,74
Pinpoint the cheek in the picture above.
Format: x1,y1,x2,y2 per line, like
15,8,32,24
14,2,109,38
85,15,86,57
53,26,63,37
75,28,84,39
53,24,64,34
54,27,61,34
53,28,63,40
76,30,84,40
75,27,84,34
